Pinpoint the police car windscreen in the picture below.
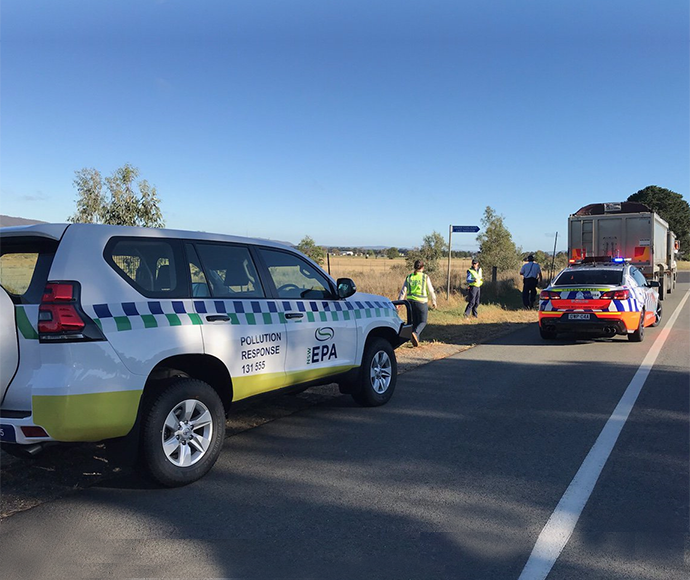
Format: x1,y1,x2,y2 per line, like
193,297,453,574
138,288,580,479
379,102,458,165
553,269,623,286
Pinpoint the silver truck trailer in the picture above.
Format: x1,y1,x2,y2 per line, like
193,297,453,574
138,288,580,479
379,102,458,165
568,201,677,300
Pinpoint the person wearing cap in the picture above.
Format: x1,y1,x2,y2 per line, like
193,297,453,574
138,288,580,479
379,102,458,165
398,259,437,347
464,258,483,318
520,254,543,309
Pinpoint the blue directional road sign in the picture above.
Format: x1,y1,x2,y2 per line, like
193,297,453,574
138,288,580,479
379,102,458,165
452,225,480,233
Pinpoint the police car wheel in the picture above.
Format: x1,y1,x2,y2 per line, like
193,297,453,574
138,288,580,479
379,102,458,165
351,338,397,407
628,310,645,342
141,378,225,487
651,302,662,327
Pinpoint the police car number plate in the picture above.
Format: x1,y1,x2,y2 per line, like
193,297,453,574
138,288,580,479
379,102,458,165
0,424,16,443
568,313,591,320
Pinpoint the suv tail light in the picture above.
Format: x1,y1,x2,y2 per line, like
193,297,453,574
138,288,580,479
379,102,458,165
38,281,105,342
540,290,561,300
600,289,630,300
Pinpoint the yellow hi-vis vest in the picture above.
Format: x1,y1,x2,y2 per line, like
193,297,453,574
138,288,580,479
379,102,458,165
405,272,429,303
467,267,483,287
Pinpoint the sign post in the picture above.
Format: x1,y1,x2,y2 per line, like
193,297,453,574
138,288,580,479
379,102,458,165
446,225,480,299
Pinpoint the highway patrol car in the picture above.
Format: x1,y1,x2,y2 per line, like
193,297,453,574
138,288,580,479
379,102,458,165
0,223,412,486
538,259,661,341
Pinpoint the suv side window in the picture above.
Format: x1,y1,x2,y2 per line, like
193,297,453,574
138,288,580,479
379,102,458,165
105,238,185,297
258,248,334,300
185,244,210,297
195,243,264,298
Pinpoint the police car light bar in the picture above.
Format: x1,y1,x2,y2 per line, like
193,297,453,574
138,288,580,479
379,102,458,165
569,256,631,266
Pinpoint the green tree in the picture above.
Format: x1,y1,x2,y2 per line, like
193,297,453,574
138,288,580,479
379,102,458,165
385,247,400,259
628,185,690,258
477,206,520,272
297,235,326,265
406,231,446,273
69,163,164,227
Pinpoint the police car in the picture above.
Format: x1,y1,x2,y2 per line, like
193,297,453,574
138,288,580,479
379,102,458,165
0,223,412,486
538,258,662,341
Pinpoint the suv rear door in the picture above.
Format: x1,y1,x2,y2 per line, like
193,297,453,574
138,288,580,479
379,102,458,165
0,234,59,408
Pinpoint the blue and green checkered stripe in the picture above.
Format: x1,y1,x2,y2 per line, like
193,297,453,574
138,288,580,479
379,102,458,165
86,298,398,333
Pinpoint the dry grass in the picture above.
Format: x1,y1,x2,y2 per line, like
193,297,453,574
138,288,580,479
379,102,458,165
326,255,538,352
677,260,690,271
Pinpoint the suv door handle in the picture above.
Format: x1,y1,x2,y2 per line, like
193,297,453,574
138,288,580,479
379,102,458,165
206,315,230,322
285,312,304,319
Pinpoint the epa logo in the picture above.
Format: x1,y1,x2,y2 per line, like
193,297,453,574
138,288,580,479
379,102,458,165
315,327,334,341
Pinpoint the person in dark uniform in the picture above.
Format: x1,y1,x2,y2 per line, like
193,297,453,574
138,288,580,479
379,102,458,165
520,254,542,309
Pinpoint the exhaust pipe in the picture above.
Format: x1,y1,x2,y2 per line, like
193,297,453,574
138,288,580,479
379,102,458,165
23,443,46,456
602,326,616,336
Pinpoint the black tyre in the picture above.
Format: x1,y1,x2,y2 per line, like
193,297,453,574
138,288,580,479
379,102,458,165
651,301,662,327
629,310,645,342
658,278,665,301
539,325,557,340
351,338,397,407
141,378,226,487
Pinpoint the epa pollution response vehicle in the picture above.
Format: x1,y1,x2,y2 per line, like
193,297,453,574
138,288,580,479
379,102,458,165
568,201,678,299
0,223,413,487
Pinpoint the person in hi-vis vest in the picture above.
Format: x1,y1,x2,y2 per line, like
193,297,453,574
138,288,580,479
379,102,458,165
464,258,483,318
398,259,437,347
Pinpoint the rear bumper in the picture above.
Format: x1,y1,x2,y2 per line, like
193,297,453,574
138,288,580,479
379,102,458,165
0,414,53,445
539,312,637,335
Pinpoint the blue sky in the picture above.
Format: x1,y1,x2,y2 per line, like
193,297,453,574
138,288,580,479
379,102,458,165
1,1,688,252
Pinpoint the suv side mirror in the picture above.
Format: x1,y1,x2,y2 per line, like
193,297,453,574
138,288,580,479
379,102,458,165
336,277,356,299
648,280,660,288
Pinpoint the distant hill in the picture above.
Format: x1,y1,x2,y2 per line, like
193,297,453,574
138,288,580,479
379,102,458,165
0,215,46,227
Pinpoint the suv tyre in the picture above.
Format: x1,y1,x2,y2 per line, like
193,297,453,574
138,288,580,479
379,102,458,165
141,378,225,487
351,338,396,407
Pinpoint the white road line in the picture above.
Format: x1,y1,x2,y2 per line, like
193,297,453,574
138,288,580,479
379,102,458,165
518,289,690,580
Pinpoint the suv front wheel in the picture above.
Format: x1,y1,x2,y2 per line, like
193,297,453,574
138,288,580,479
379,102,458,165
351,338,397,407
141,378,226,487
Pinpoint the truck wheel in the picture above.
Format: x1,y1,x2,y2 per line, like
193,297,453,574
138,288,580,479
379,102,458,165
629,310,645,342
658,278,665,301
141,378,225,487
351,338,397,407
652,302,662,327
666,274,672,295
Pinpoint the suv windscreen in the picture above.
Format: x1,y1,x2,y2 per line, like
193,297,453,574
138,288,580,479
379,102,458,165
553,269,623,286
0,238,57,304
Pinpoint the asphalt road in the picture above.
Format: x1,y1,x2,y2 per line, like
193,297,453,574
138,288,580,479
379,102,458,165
1,274,688,580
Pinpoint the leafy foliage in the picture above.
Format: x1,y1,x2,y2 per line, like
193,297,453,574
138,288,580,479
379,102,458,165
628,185,689,259
477,206,521,272
385,247,400,259
68,163,164,227
405,231,446,273
297,235,326,265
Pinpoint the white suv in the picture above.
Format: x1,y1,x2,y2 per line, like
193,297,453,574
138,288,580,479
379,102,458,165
0,223,412,486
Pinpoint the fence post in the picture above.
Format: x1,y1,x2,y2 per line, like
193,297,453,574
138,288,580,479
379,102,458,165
492,266,497,283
